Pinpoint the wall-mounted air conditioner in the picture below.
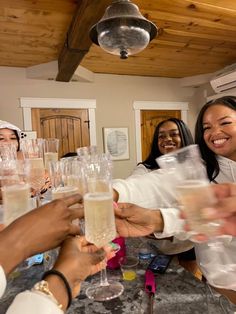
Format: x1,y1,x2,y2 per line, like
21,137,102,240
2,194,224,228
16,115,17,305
210,63,236,93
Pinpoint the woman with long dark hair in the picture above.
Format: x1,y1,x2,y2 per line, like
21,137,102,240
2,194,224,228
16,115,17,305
113,118,195,255
195,96,236,182
114,96,236,305
130,118,193,177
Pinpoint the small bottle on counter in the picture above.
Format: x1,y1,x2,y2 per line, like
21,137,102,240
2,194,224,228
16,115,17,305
138,247,152,266
138,239,159,266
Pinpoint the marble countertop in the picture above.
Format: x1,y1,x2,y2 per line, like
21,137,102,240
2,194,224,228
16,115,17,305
0,238,224,314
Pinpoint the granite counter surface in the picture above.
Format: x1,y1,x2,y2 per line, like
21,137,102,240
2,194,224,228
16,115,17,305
0,238,225,314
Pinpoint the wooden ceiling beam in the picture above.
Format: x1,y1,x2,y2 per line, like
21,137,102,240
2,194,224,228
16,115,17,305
56,0,112,82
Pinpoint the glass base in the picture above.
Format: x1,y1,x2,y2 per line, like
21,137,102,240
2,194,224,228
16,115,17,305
86,280,124,301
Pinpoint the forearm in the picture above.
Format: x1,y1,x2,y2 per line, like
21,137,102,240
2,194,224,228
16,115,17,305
0,231,25,275
112,171,177,209
44,275,69,311
151,209,164,233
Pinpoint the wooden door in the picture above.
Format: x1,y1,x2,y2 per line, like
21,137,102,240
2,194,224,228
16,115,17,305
141,110,181,161
32,109,90,158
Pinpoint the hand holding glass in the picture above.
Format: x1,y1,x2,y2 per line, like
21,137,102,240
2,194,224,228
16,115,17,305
83,153,124,301
157,145,220,238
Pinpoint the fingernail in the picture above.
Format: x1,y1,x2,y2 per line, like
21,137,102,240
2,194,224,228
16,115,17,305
113,201,118,209
192,234,208,243
108,252,116,259
108,242,119,251
202,207,217,219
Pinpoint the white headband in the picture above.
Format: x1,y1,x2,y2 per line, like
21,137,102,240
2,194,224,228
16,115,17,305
0,120,21,138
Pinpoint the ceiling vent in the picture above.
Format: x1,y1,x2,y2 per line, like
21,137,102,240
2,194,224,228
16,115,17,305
210,63,236,93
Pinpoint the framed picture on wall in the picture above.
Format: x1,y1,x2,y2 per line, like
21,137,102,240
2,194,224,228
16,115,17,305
103,127,129,160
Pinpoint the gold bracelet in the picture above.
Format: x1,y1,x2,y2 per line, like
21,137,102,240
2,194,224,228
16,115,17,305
32,280,63,309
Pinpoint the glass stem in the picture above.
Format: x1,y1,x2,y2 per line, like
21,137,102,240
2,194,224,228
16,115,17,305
36,193,41,208
100,268,109,287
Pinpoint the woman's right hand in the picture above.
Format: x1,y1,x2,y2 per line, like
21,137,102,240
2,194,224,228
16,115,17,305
114,202,164,237
181,183,236,239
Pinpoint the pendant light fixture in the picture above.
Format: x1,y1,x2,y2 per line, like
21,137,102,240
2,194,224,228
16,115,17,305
89,0,158,59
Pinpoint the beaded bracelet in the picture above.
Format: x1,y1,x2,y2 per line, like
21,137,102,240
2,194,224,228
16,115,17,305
42,269,72,309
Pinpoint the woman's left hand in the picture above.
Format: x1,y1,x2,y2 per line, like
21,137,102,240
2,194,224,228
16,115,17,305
53,236,110,297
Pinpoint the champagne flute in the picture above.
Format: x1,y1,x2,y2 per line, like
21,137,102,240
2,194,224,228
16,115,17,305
0,159,32,278
0,160,31,226
43,138,59,172
83,152,124,301
0,142,17,161
157,144,226,249
44,172,78,271
21,139,45,207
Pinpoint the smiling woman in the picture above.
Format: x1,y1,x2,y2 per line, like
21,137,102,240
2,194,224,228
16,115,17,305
195,96,236,182
0,120,21,152
190,96,236,302
157,120,182,155
112,96,236,303
129,118,194,177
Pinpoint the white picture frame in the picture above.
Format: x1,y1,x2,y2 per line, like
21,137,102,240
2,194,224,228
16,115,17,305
103,127,129,160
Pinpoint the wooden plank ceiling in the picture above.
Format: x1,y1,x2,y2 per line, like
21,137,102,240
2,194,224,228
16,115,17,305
0,0,235,81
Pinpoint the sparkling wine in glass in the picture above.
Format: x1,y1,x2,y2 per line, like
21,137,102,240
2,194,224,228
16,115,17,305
2,183,31,226
157,145,224,248
21,139,45,207
83,152,124,301
43,138,59,171
176,179,219,236
84,192,116,248
0,160,31,225
25,157,45,208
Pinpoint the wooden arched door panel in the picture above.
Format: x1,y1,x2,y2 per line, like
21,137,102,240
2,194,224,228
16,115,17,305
32,108,90,158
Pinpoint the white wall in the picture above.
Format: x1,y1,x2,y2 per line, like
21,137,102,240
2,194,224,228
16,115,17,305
0,66,198,178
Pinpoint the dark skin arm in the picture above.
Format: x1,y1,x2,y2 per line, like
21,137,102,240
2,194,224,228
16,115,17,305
0,194,84,275
45,237,108,310
115,203,164,237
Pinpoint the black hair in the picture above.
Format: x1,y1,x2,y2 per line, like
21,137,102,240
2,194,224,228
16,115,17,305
139,118,194,170
61,152,77,158
13,130,20,151
195,96,236,181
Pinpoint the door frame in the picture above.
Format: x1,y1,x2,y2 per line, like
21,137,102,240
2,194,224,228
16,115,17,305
19,97,97,145
133,101,189,163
